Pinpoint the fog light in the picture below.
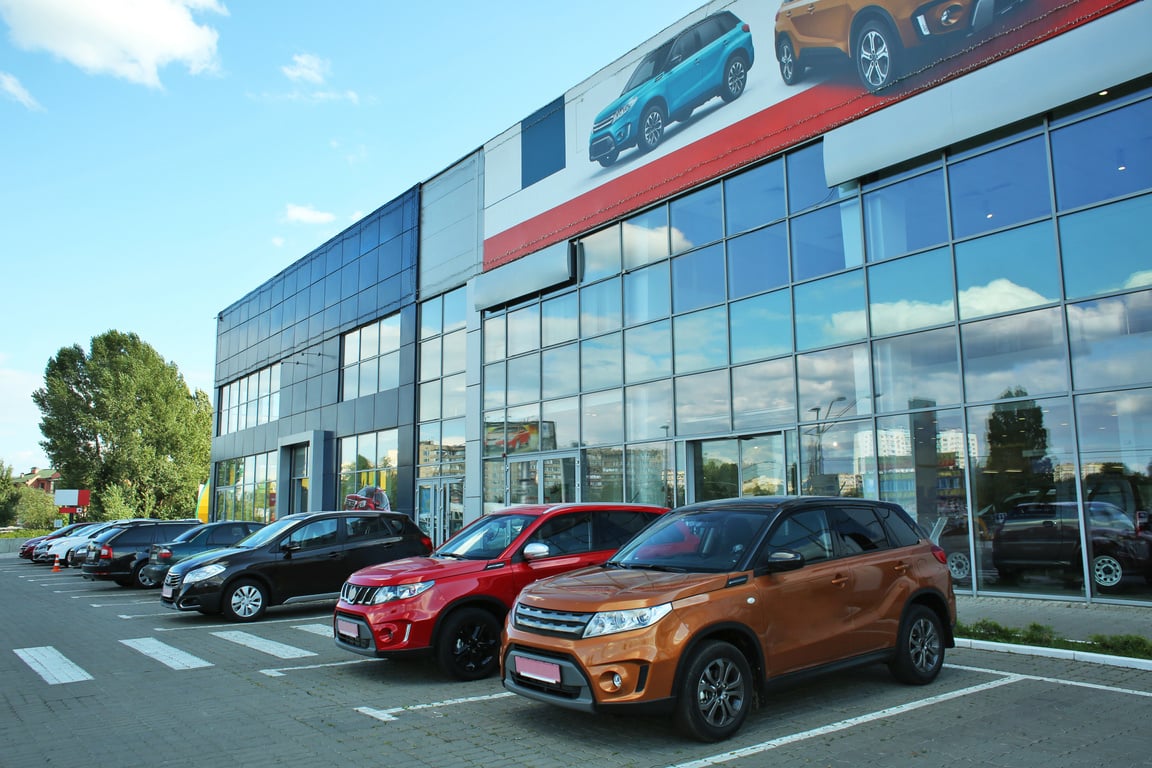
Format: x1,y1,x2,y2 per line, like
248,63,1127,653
598,670,624,693
939,4,964,26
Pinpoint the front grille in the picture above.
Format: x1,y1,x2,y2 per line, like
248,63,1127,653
163,572,181,589
513,604,592,637
340,582,378,605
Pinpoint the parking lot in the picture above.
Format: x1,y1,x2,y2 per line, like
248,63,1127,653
3,556,1150,768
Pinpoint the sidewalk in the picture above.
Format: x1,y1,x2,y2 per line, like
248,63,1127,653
956,593,1152,643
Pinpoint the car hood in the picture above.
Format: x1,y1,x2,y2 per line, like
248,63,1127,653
594,85,648,124
346,555,494,585
517,566,734,611
169,546,248,574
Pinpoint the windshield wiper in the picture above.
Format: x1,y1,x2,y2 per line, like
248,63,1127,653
606,562,687,573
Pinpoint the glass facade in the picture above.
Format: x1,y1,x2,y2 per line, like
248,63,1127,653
214,452,277,522
478,80,1152,602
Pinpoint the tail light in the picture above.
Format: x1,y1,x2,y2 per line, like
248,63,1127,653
930,544,947,565
98,544,114,561
420,534,433,552
157,547,172,560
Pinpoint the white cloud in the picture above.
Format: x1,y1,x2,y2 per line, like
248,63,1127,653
271,236,285,248
0,0,227,88
0,70,41,109
281,53,328,84
282,203,335,225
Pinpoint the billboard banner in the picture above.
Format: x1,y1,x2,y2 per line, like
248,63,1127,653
482,0,1141,271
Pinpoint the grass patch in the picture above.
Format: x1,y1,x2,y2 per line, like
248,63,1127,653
956,618,1152,660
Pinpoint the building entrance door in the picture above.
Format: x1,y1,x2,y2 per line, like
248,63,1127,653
416,477,464,547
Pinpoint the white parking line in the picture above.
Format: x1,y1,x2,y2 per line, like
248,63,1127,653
119,638,214,670
211,630,318,659
261,658,376,677
13,646,94,685
666,676,1021,768
293,623,333,637
356,692,516,722
947,663,1152,697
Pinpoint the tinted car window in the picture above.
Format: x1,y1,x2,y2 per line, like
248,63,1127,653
877,505,924,548
287,518,339,549
114,527,157,547
344,515,396,542
593,510,657,549
533,512,593,555
831,506,890,554
766,508,833,564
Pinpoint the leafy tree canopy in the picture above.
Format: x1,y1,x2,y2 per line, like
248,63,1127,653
12,486,58,529
32,330,212,520
0,460,17,526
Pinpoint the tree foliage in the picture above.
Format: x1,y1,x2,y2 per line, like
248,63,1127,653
12,486,58,529
0,460,17,526
32,331,212,519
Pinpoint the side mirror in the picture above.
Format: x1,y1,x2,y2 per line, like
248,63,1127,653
523,542,551,560
763,549,805,573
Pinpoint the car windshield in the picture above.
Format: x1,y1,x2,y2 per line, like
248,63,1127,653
436,513,533,560
622,41,672,93
232,517,301,548
609,509,770,573
171,526,208,543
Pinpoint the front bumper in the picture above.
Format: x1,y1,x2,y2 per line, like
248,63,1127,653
160,573,223,612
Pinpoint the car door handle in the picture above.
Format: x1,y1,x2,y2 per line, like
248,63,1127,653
893,562,909,574
831,574,849,587
327,552,343,559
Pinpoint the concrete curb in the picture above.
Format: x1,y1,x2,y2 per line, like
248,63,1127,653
955,637,1152,671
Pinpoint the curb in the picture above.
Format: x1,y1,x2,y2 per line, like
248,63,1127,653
955,637,1152,671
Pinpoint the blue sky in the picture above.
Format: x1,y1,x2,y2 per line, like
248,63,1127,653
0,0,708,474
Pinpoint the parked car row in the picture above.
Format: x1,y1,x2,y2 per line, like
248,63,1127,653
24,496,957,743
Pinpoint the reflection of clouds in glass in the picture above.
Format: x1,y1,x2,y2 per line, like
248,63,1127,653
870,298,954,335
621,221,672,261
959,278,1048,319
963,309,1067,400
818,308,868,345
1125,269,1152,290
674,310,727,373
667,226,695,253
1067,291,1152,389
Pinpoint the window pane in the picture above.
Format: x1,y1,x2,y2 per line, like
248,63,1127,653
949,136,1051,239
357,361,376,397
876,410,967,534
443,287,467,332
507,304,540,356
961,308,1068,401
873,327,961,413
868,248,955,335
506,353,540,405
797,344,872,420
624,261,670,326
580,277,621,336
379,350,399,391
626,442,674,507
1052,98,1152,210
725,157,785,235
360,322,380,358
582,389,623,446
441,373,466,419
420,337,441,382
419,380,440,422
1060,194,1152,300
730,289,792,364
420,294,442,339
956,222,1059,320
626,380,673,441
727,223,788,299
622,206,670,269
581,333,622,391
674,307,728,373
787,142,835,213
580,224,621,283
864,169,948,261
583,447,624,503
801,420,874,497
542,397,580,450
675,370,730,435
670,183,722,252
542,343,579,398
507,404,540,453
671,243,725,313
483,362,505,409
343,329,360,365
442,329,465,374
542,292,579,346
624,320,672,383
484,314,506,363
1068,290,1152,390
791,200,863,282
380,315,401,354
483,410,505,457
732,358,796,430
794,270,866,350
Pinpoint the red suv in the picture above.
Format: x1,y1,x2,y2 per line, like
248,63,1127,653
333,502,667,680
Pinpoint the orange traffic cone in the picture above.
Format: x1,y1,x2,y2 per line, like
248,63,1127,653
52,555,61,573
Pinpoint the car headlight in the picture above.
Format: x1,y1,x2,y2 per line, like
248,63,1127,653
583,603,672,638
184,564,227,584
611,96,638,123
369,581,435,605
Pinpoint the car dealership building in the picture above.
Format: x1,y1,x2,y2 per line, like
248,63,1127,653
210,0,1152,604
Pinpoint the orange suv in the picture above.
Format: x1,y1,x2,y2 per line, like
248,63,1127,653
502,496,955,741
773,0,1025,92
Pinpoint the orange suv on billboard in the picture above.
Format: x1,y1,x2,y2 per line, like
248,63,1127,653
502,496,955,741
773,0,1024,92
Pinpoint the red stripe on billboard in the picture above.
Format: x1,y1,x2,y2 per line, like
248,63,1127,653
483,0,1138,272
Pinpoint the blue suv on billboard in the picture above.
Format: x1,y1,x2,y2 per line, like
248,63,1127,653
589,11,755,168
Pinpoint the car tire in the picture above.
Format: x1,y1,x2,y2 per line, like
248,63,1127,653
1091,554,1124,591
854,19,901,92
133,563,158,589
720,53,749,102
946,551,971,582
222,579,267,622
436,607,501,681
777,35,801,85
888,604,944,685
637,103,666,154
64,550,75,567
674,640,752,742
597,148,619,167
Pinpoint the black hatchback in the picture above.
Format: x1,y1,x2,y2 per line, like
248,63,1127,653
160,510,432,622
81,520,203,588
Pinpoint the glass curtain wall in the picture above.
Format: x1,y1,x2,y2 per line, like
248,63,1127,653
338,429,399,509
214,452,277,522
479,78,1152,601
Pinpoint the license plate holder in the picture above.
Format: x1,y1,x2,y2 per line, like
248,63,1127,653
336,618,360,639
514,656,561,684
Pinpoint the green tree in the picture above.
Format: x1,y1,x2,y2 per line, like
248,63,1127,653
0,460,17,526
12,486,58,529
32,331,212,519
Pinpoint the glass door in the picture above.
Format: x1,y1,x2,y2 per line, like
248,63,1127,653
507,453,580,505
416,477,464,547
